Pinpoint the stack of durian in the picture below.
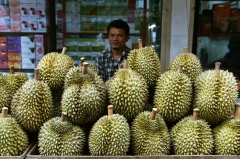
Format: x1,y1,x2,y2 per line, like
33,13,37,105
0,44,239,157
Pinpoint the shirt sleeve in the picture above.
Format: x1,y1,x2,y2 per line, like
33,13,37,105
95,52,105,81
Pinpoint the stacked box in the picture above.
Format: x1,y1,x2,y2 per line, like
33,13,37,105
8,36,22,69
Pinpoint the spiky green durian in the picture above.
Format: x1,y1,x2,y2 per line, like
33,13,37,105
131,108,171,155
61,63,107,125
154,65,192,123
0,107,29,156
213,103,240,155
80,57,97,73
193,62,238,125
4,65,28,92
170,108,214,155
89,105,130,156
127,40,161,88
51,87,64,117
11,69,54,132
38,112,86,156
107,60,148,121
168,48,202,84
37,47,74,89
0,77,13,111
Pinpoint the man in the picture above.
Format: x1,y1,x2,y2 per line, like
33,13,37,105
95,19,131,82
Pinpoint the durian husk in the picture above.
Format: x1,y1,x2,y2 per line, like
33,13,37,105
107,64,148,121
37,47,75,89
61,63,107,125
89,106,130,156
170,109,214,155
38,113,86,156
193,63,238,125
213,103,240,155
127,39,161,88
168,48,202,84
154,68,192,123
131,109,171,155
11,69,54,132
0,107,29,156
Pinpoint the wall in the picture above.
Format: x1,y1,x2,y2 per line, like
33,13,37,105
169,0,191,63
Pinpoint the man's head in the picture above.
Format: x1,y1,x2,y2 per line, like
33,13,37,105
107,19,130,50
107,19,130,36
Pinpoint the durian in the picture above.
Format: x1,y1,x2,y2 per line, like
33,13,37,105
61,62,107,125
168,47,202,84
38,112,86,156
131,108,171,155
154,64,192,123
37,47,74,89
88,105,130,156
11,68,54,132
213,103,240,155
127,39,161,88
80,57,97,73
0,66,28,111
170,108,214,155
193,62,238,125
107,60,148,121
0,107,29,156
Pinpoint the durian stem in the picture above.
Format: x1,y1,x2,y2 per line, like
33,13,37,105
215,62,221,70
123,60,128,69
82,62,89,75
34,68,39,80
192,108,199,121
177,64,183,73
61,112,67,122
234,103,240,120
10,65,15,74
108,105,113,116
138,39,143,48
80,57,85,67
1,107,8,118
118,63,123,69
61,47,67,54
184,47,188,53
149,108,157,120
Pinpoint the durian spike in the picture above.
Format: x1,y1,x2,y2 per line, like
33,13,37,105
123,60,128,69
215,62,221,71
108,105,113,116
1,107,8,118
234,103,240,120
80,57,85,67
138,39,143,48
34,68,40,80
149,108,157,120
177,64,183,73
184,47,188,53
82,62,89,75
61,112,67,122
9,65,15,74
61,47,67,54
192,108,200,121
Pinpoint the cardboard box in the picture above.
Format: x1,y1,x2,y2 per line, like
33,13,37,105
8,52,22,60
0,60,8,68
21,36,35,48
0,42,7,52
0,17,11,32
22,58,36,69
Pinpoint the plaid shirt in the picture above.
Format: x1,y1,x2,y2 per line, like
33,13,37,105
95,46,131,82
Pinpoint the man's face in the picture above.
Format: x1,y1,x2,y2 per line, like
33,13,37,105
108,27,129,49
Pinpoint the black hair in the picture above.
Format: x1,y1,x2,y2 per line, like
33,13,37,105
107,19,130,36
